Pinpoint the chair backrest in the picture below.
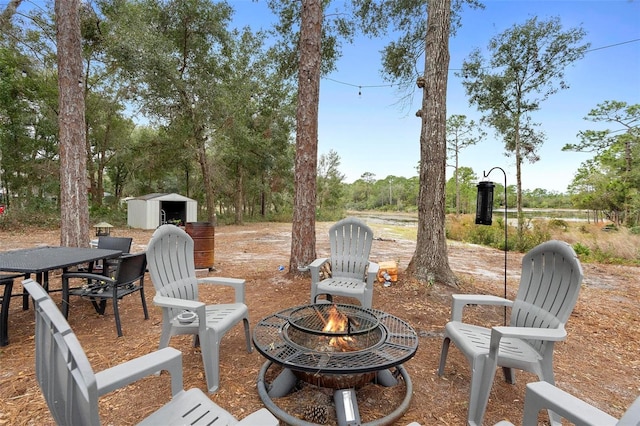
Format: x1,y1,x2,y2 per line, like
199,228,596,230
146,225,199,301
23,279,101,425
97,236,133,254
511,240,584,352
113,252,147,286
328,217,374,280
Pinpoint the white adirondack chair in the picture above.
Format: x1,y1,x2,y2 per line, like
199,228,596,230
438,240,584,426
23,279,277,426
309,217,379,309
495,381,640,426
146,224,252,393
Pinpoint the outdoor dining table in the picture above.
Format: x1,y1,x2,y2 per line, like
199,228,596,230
0,246,122,321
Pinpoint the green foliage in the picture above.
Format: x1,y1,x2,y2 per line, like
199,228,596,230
513,227,551,252
89,205,127,227
447,214,560,253
446,214,639,265
564,101,640,226
316,208,346,223
263,209,294,224
630,226,640,235
460,16,589,232
0,203,60,230
317,150,346,212
548,219,568,231
572,242,591,257
589,246,624,264
466,223,505,248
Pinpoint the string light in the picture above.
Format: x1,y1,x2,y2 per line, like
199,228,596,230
324,38,640,92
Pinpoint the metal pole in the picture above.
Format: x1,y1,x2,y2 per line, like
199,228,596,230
483,167,508,326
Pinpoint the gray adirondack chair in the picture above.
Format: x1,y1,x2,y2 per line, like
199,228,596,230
495,381,640,426
438,240,584,426
22,279,277,426
309,217,379,309
146,224,252,393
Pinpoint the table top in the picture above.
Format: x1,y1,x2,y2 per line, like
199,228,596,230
0,246,122,274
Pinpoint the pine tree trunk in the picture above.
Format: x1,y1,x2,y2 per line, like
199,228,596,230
196,137,216,225
234,166,244,225
289,0,321,275
56,0,89,247
406,0,458,287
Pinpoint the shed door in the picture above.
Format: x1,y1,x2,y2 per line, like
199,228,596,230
160,201,186,226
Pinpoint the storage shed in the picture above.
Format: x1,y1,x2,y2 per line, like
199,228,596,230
127,193,197,229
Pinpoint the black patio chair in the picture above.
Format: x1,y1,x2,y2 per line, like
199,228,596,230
0,273,23,346
62,252,148,337
85,236,133,276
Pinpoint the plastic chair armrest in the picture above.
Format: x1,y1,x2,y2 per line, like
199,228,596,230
62,272,116,283
366,261,379,286
153,295,205,311
198,277,246,303
522,381,618,426
309,257,329,284
488,325,567,359
95,347,184,397
491,325,567,342
451,294,513,321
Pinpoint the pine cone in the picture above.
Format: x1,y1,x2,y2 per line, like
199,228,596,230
302,405,328,424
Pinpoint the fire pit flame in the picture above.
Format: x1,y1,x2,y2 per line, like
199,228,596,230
321,304,355,351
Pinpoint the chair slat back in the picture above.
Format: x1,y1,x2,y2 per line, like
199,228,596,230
97,236,132,254
24,279,100,426
511,240,584,352
114,252,147,286
147,225,198,302
329,217,374,280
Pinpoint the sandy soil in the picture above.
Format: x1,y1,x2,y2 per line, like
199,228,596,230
0,219,638,425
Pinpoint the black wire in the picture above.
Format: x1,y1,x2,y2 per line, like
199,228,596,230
324,38,640,88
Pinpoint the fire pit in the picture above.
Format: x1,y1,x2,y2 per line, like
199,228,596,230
253,303,418,425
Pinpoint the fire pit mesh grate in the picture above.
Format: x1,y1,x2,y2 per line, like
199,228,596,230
253,305,418,375
288,303,379,336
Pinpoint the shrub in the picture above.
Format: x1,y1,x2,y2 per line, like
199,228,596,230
0,206,60,230
467,224,504,248
572,242,591,257
548,219,568,231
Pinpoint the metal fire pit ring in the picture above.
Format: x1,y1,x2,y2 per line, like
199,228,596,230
253,304,418,375
257,361,414,426
288,303,380,336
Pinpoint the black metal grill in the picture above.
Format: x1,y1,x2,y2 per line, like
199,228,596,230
288,304,379,336
253,304,418,375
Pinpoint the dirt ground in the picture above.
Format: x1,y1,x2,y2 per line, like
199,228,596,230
0,219,638,425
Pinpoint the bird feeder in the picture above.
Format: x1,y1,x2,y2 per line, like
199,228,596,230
475,181,495,225
94,222,113,237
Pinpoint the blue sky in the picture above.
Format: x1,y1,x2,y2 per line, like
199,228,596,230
231,0,640,192
18,0,638,192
